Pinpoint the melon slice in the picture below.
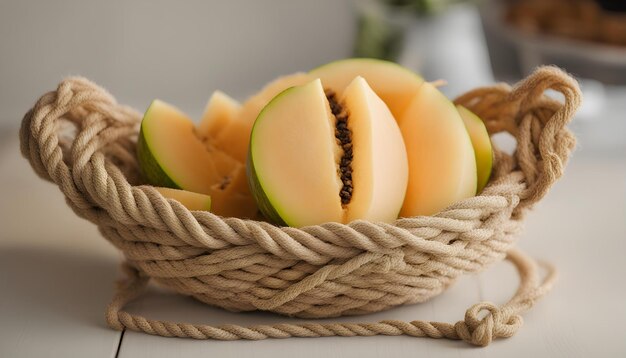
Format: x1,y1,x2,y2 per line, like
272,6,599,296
248,77,408,227
398,83,477,217
154,187,212,211
195,93,257,214
137,100,257,218
342,77,409,223
137,100,221,193
217,73,314,163
310,58,424,120
197,90,240,139
457,105,493,193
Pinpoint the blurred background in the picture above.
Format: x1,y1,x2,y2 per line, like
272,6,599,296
1,0,625,158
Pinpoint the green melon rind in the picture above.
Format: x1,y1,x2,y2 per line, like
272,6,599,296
457,105,493,193
246,86,301,227
246,153,287,226
136,104,182,190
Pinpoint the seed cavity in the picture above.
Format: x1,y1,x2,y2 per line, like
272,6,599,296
325,89,353,206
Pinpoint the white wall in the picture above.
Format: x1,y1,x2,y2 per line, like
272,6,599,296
0,0,355,126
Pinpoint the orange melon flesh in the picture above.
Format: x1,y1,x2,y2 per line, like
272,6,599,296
137,100,220,193
342,77,408,223
212,118,252,164
208,165,257,218
250,79,343,227
197,90,240,140
310,58,424,120
201,125,258,217
223,159,252,195
457,105,493,193
206,148,242,183
211,192,257,218
194,138,257,218
249,77,408,227
239,72,315,126
154,187,211,211
399,82,477,217
203,149,256,212
222,73,314,163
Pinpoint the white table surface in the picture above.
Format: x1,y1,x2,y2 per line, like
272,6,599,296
1,132,625,357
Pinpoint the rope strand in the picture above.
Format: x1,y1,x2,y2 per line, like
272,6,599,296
105,249,554,347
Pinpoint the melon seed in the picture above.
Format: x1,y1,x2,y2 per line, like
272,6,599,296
325,89,353,205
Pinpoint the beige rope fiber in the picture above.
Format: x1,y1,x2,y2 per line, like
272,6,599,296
105,248,557,346
19,66,581,346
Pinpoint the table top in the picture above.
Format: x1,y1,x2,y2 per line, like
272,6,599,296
1,134,625,358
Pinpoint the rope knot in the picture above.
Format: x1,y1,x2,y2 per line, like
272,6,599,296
455,302,523,347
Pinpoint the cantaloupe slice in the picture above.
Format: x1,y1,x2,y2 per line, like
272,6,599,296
195,90,256,208
249,80,343,226
137,100,221,193
457,105,493,193
218,73,314,163
137,100,257,218
197,90,240,139
249,77,408,227
154,187,212,211
398,83,477,217
200,122,256,210
196,90,255,197
342,77,409,223
310,58,424,120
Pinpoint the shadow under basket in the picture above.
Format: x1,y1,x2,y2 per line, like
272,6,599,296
19,66,581,347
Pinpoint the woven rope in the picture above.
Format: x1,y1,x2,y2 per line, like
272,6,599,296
19,66,580,346
104,248,556,346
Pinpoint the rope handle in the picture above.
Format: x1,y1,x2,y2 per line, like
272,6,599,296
455,66,581,210
105,248,557,347
19,67,581,219
19,77,143,213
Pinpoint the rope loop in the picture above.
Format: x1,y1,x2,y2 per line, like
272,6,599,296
455,66,580,211
103,248,553,346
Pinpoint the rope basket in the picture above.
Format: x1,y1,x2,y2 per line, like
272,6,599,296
19,66,581,346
